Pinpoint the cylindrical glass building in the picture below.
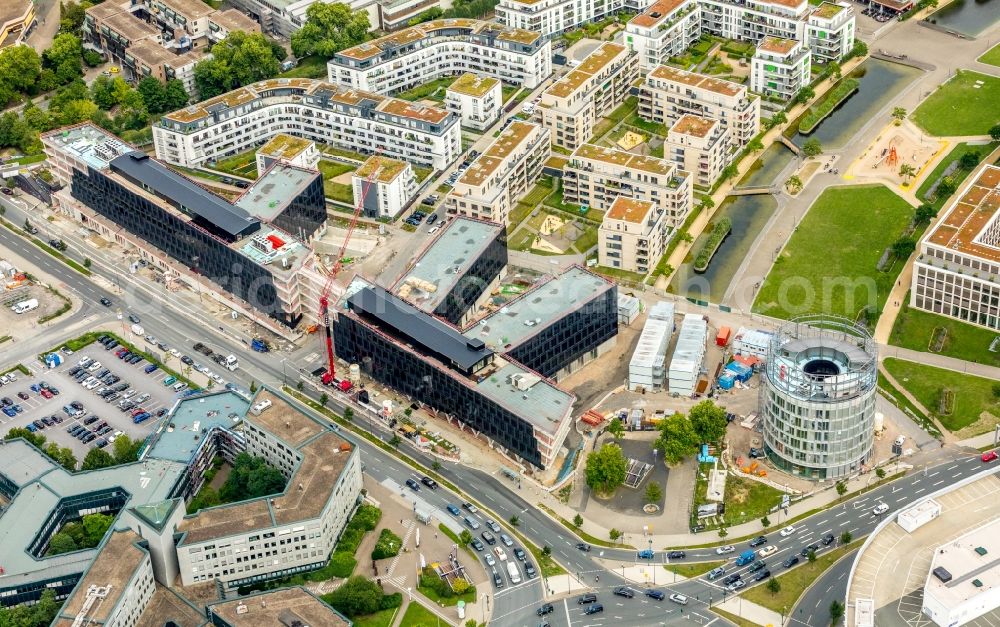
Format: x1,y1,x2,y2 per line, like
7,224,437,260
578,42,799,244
761,316,877,480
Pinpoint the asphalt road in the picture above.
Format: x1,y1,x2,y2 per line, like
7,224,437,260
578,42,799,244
787,548,856,627
2,197,996,627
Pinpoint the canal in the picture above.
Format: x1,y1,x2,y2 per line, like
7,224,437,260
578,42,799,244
927,0,999,36
791,59,922,150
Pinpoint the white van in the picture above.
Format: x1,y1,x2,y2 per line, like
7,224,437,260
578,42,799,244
506,561,521,584
11,299,38,314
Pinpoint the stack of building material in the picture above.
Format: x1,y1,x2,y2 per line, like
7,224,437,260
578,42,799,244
668,313,707,396
732,327,774,362
628,317,672,391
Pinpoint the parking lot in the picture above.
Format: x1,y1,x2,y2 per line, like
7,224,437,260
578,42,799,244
0,337,184,462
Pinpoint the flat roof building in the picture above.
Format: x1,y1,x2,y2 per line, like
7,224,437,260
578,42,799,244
352,155,418,220
599,197,672,275
255,133,320,173
911,165,1000,332
207,587,351,626
665,113,731,188
923,517,1000,626
446,73,504,131
329,19,552,94
1,0,36,49
750,36,812,101
153,79,461,171
393,216,508,326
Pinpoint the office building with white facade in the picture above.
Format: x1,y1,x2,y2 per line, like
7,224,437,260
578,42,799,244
152,78,461,171
446,121,551,224
599,197,671,275
750,36,812,101
639,65,760,149
446,73,503,131
624,0,703,70
761,316,877,479
922,518,1000,627
536,42,639,151
562,143,693,229
911,165,1000,332
255,133,320,174
328,19,552,94
352,155,418,219
665,114,730,188
496,0,641,39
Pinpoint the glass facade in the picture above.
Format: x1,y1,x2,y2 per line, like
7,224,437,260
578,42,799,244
271,176,327,243
435,229,508,325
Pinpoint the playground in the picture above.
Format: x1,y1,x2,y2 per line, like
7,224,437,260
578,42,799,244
849,120,943,189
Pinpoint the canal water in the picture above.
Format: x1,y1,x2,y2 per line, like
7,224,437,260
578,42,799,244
670,194,779,303
927,0,999,36
740,143,796,188
791,59,922,150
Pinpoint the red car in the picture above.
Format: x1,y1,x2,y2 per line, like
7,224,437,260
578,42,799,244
40,389,53,399
982,451,998,463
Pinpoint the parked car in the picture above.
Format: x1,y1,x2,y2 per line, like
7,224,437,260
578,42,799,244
404,478,420,491
668,550,686,559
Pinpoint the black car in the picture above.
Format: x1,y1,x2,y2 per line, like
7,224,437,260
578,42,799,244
747,560,766,573
668,550,686,559
470,539,484,552
493,570,503,588
405,478,420,491
536,604,554,616
749,447,766,459
823,534,835,546
800,543,820,557
513,547,525,561
481,531,496,545
576,543,591,552
583,604,604,615
421,476,438,489
754,570,771,581
181,355,194,365
723,574,742,586
128,313,140,324
100,297,112,307
749,536,767,548
783,556,800,568
577,594,597,604
613,587,634,599
426,213,438,225
105,340,118,350
645,590,665,601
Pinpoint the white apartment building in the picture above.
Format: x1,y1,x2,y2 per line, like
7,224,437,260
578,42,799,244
152,78,462,171
599,197,671,274
624,0,703,70
625,0,854,67
665,114,730,187
255,133,320,174
328,19,552,94
562,143,693,229
377,0,442,30
750,36,811,101
446,121,550,224
639,65,760,149
911,165,1000,332
496,0,644,38
353,155,417,219
536,42,639,151
446,73,503,131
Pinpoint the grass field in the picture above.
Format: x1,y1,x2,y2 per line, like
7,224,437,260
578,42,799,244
396,77,453,102
664,560,726,578
978,43,1000,67
882,358,1000,435
753,185,914,321
916,141,999,210
742,542,862,614
277,55,329,79
878,371,940,437
398,602,440,627
317,160,356,201
912,70,1000,136
889,303,1000,367
351,609,398,627
212,149,258,178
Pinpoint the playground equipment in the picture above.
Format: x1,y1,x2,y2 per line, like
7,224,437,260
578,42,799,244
873,143,899,169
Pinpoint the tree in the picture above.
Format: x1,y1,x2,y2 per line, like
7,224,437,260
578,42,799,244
90,75,121,109
840,530,853,544
645,481,662,504
509,515,520,527
459,529,473,545
761,516,771,528
48,531,78,555
700,196,715,211
936,177,957,199
609,528,621,543
573,513,584,528
915,203,938,224
137,77,168,115
656,413,699,464
326,576,384,617
409,7,444,25
83,512,114,545
5,426,46,449
989,123,1000,141
45,33,84,84
343,407,354,422
194,32,283,99
899,163,916,183
431,460,441,472
795,86,815,104
786,174,803,193
875,467,886,480
807,549,817,562
767,577,781,595
542,545,552,557
60,0,91,34
689,400,728,444
389,434,402,449
319,392,328,406
830,599,845,626
219,452,286,502
764,112,787,130
747,137,764,153
891,107,907,123
291,2,371,59
113,434,143,464
959,150,981,170
82,447,116,470
607,417,625,440
0,45,42,104
45,443,77,471
834,480,848,497
164,79,189,110
718,526,728,539
892,237,916,259
827,61,842,80
187,486,220,513
249,380,258,393
802,138,823,157
852,40,868,58
584,443,628,494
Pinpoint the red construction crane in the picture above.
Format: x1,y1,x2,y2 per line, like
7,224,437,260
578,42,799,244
318,151,383,388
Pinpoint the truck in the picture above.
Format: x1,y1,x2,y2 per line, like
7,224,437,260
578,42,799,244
506,561,522,584
415,508,431,524
11,298,38,314
193,342,213,356
735,550,757,567
223,355,238,371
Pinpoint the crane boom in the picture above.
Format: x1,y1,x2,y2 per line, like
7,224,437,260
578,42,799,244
318,151,383,385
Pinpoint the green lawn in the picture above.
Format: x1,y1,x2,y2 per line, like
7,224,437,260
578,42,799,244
720,474,785,528
278,55,329,79
395,77,454,102
572,224,599,253
664,560,726,578
522,178,554,206
916,141,998,209
882,358,1000,434
753,185,914,321
912,70,1000,136
398,602,441,627
351,609,398,627
502,84,520,103
742,542,862,614
889,302,1000,366
978,43,1000,67
317,160,356,200
212,149,258,178
878,371,941,437
507,202,536,231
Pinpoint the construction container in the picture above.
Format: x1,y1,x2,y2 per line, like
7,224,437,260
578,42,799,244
718,373,735,390
716,326,731,347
